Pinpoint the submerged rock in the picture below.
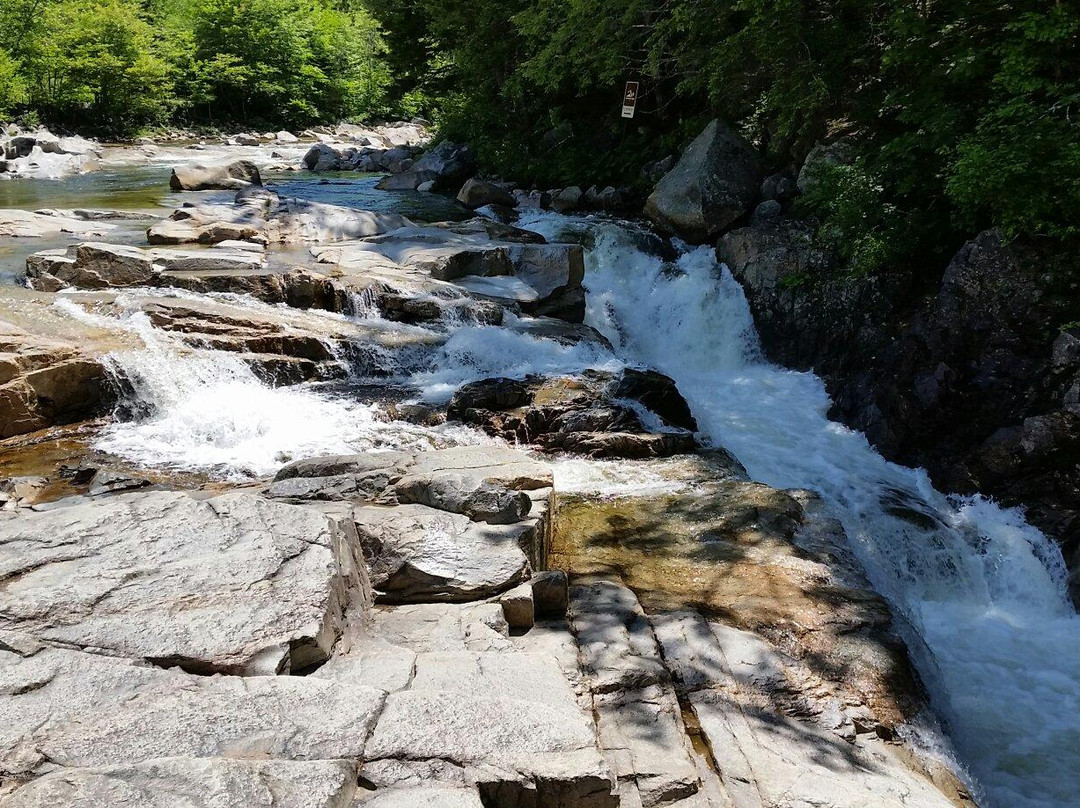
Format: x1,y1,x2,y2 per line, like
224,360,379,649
645,118,763,242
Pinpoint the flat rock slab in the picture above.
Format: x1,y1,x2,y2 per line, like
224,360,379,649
355,786,483,807
0,758,358,808
0,209,120,239
364,650,614,806
0,647,384,777
405,445,552,491
147,195,412,246
25,242,265,291
353,504,533,602
0,491,366,674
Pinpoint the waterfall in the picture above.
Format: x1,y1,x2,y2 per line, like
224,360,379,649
518,211,1080,808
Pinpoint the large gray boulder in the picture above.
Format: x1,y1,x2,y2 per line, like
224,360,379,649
644,119,762,242
170,160,262,191
0,491,370,675
352,504,534,603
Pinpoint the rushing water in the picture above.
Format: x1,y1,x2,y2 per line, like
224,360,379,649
18,156,1078,805
517,212,1080,808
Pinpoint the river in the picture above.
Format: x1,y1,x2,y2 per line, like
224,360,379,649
2,161,1078,807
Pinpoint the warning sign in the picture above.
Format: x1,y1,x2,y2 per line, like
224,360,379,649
621,81,639,119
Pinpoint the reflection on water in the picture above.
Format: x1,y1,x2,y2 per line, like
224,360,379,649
0,157,474,285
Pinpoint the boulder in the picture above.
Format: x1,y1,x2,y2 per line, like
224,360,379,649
0,322,110,439
644,119,763,242
612,368,698,431
377,141,475,192
0,491,371,674
551,186,583,213
169,160,262,191
456,179,516,210
276,130,300,143
302,144,346,172
352,504,535,603
797,139,855,196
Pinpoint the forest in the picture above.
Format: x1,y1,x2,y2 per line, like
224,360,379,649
1,0,1078,271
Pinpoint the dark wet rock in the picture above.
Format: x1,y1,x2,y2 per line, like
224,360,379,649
551,186,583,213
530,570,569,618
169,160,262,191
447,370,697,459
612,368,698,432
645,119,763,242
456,179,516,210
376,141,475,192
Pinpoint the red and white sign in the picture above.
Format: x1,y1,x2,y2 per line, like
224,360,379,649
621,81,639,119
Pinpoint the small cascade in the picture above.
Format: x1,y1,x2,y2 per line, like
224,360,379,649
53,293,490,479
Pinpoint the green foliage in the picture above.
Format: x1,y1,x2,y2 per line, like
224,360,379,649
364,0,1079,275
181,0,388,125
1,0,173,133
0,49,27,117
797,161,908,277
0,0,390,134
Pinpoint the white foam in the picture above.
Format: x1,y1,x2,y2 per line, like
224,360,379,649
410,313,622,403
54,296,490,479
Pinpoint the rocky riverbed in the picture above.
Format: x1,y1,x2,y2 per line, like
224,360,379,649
0,135,1056,808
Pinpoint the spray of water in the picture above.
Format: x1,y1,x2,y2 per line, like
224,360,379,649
518,211,1080,808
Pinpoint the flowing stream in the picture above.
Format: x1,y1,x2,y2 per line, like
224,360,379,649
32,187,1080,807
519,212,1080,808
